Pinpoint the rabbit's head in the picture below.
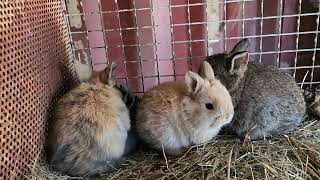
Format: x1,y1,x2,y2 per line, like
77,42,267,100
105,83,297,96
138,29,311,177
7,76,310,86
205,39,250,92
185,61,234,136
89,63,117,87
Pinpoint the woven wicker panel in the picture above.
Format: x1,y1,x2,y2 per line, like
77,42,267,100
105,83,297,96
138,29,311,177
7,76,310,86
0,0,75,179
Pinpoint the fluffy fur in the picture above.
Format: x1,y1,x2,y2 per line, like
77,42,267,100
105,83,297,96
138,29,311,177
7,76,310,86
136,61,234,155
48,63,131,177
205,39,306,140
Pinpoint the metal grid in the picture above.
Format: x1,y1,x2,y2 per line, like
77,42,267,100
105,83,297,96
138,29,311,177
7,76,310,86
66,0,320,93
0,0,75,179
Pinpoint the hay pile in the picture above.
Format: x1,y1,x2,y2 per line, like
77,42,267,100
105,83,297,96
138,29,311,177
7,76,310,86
27,117,320,180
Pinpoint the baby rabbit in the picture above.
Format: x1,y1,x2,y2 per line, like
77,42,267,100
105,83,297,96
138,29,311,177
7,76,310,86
136,61,234,155
205,38,306,140
48,63,132,177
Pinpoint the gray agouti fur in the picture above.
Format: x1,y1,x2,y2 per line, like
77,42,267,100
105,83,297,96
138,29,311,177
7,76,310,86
47,63,133,177
205,39,306,140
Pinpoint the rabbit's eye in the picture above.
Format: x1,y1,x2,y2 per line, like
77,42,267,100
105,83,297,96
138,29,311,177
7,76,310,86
205,103,214,110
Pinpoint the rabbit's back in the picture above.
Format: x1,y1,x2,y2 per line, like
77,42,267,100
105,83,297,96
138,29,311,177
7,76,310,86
232,63,306,139
247,63,303,97
49,83,130,176
244,63,305,108
136,82,191,152
54,84,127,126
139,82,188,111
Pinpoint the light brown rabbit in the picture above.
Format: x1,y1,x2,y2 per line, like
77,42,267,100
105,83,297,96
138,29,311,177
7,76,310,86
48,63,132,177
136,61,234,155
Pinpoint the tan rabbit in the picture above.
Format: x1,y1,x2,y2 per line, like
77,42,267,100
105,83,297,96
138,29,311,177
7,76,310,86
48,63,132,177
136,61,234,155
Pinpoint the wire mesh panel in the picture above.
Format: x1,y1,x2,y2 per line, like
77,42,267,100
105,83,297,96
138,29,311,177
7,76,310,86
68,0,319,93
0,0,75,179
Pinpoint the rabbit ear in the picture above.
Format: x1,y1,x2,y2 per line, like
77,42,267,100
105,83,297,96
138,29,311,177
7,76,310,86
185,71,204,94
230,38,250,55
74,60,92,83
230,52,249,73
199,61,215,83
105,62,117,86
89,62,117,86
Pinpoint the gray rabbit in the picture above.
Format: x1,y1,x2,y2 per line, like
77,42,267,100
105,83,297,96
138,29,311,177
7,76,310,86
205,39,306,140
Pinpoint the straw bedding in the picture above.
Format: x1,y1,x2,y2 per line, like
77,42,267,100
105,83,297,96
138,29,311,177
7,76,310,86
26,116,319,180
27,89,320,180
